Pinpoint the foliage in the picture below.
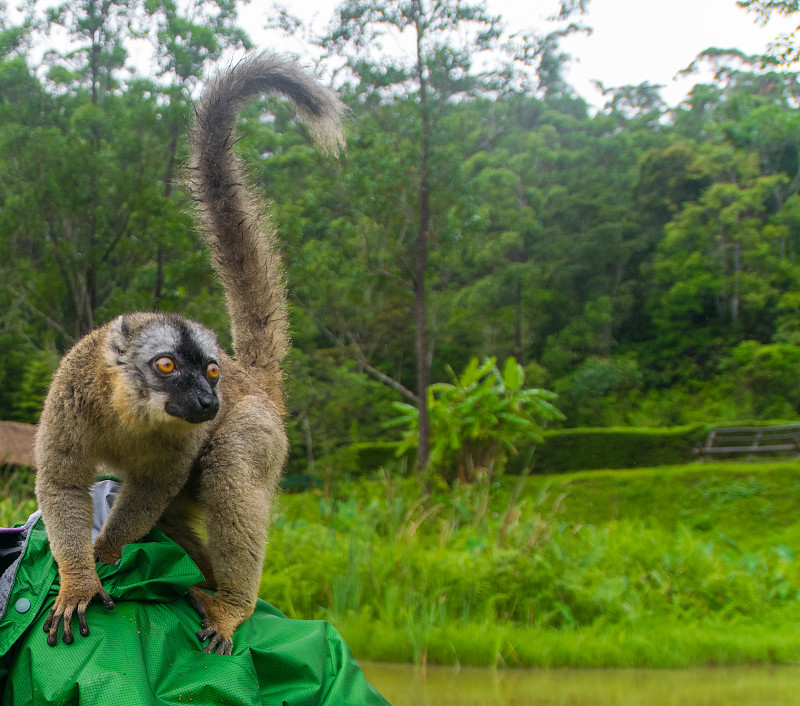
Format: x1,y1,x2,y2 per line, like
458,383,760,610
4,1,800,464
315,0,582,469
283,349,401,478
725,341,800,417
257,461,800,667
738,0,800,64
0,468,37,528
529,424,707,473
554,355,643,426
388,357,564,482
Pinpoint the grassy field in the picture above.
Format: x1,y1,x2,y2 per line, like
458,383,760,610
264,461,800,668
4,460,800,668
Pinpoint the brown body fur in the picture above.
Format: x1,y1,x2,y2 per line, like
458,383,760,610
33,54,344,655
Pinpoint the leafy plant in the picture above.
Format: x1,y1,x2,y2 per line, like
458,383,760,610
725,341,800,417
0,468,37,528
388,357,564,482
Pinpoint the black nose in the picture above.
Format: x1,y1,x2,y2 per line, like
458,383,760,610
195,393,219,420
164,395,219,423
198,393,218,410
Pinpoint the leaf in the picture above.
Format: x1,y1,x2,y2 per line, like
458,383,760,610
502,356,525,392
468,357,500,387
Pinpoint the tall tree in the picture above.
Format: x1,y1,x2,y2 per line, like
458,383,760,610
319,0,586,469
321,0,503,469
141,0,250,307
0,0,248,421
649,153,800,380
738,0,800,62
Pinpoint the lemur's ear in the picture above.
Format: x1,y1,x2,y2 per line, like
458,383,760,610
107,316,130,358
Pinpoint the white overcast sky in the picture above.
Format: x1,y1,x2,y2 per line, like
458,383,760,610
19,0,799,107
241,0,797,108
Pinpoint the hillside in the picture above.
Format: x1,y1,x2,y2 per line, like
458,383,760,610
259,460,800,667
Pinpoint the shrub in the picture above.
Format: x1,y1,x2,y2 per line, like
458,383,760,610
521,425,708,474
725,341,800,418
555,356,644,426
388,357,564,482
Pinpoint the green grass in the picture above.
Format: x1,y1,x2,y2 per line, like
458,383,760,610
0,466,37,527
520,462,800,550
262,460,800,667
337,613,800,668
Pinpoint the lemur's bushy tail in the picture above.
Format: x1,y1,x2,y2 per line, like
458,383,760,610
190,53,345,402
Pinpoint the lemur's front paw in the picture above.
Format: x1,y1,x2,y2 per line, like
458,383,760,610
44,574,115,646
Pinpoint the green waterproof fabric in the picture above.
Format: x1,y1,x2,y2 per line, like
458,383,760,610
0,518,390,706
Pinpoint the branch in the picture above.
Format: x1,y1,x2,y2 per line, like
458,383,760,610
293,293,419,404
345,331,419,403
367,262,414,290
357,220,414,290
7,285,76,346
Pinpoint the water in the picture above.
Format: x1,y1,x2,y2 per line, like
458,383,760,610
361,662,800,705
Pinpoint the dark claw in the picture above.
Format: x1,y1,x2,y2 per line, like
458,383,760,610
62,607,74,644
43,608,55,633
188,592,233,655
202,637,219,654
78,606,90,637
197,625,217,642
44,585,114,645
98,588,115,610
47,607,64,647
202,633,232,655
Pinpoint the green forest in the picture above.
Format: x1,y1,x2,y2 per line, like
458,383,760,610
3,0,800,471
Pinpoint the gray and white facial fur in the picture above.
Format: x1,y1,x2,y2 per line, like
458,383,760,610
105,313,221,426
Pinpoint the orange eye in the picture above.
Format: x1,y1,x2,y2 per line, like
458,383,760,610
206,362,220,381
154,357,175,375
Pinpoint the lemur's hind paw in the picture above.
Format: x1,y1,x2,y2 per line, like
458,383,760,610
186,586,235,655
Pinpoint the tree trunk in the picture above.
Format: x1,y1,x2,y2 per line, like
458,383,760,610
414,9,431,471
514,280,524,363
732,238,740,325
155,119,180,309
302,414,315,476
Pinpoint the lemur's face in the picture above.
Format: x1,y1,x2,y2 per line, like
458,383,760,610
106,314,221,427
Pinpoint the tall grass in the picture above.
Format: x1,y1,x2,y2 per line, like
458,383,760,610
262,463,800,667
0,466,37,527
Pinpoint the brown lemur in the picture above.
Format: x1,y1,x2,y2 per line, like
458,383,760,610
33,54,345,656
